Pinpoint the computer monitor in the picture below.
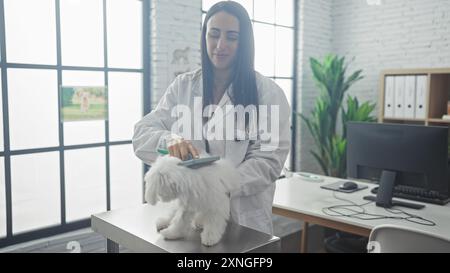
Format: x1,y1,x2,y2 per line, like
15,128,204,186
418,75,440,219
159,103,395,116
347,122,449,196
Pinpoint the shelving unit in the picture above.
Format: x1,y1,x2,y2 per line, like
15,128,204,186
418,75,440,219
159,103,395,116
379,68,450,126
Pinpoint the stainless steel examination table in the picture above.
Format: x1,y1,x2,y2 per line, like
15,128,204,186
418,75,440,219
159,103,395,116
91,202,280,253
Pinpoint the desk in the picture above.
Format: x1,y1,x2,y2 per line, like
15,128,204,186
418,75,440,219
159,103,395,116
91,202,280,253
272,175,450,253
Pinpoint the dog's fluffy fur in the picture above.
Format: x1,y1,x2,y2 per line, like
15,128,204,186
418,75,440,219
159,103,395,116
144,156,240,246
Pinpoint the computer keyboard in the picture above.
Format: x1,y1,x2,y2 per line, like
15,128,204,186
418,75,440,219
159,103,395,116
371,185,450,205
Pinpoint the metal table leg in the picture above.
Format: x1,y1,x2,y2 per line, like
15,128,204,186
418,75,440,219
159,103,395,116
107,239,119,253
301,222,309,253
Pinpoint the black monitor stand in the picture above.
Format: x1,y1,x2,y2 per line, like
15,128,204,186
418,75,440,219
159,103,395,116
363,170,425,210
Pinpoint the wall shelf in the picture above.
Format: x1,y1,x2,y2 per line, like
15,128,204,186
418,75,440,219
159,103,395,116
428,118,450,124
379,68,450,128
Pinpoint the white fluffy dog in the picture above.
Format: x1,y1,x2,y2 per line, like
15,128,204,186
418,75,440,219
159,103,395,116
144,155,240,246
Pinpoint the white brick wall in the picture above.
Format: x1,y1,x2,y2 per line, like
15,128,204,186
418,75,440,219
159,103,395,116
297,0,450,173
332,0,450,111
296,0,333,173
150,0,202,106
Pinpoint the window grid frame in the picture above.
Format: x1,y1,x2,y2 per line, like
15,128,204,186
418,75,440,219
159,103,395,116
0,0,151,248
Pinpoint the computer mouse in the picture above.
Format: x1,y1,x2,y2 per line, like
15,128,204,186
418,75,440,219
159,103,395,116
339,181,358,190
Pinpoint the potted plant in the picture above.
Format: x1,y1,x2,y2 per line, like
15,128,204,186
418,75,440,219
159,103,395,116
300,54,376,178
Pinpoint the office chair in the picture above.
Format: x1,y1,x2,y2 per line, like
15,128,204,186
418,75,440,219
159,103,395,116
367,224,450,253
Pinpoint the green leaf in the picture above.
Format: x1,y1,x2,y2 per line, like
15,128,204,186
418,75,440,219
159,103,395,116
342,95,377,138
301,54,375,178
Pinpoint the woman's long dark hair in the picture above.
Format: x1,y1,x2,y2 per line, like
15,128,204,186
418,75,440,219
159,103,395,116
201,1,258,127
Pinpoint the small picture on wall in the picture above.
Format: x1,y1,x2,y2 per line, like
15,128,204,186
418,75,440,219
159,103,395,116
60,86,108,122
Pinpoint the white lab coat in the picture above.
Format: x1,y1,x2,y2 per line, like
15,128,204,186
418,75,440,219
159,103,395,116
132,69,291,235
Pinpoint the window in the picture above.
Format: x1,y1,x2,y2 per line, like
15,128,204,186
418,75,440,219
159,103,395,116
60,0,104,67
62,70,105,145
0,69,4,152
110,144,142,210
106,0,142,69
64,147,106,222
0,157,5,238
8,69,59,150
0,0,149,247
11,152,60,234
202,0,296,169
4,0,56,65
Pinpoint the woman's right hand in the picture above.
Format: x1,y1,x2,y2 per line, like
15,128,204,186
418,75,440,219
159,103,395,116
167,139,199,161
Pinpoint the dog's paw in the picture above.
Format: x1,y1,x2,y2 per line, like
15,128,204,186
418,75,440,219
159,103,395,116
156,217,171,232
200,229,222,246
160,228,184,240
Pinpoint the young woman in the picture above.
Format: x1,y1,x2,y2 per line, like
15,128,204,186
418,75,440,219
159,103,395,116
133,1,290,235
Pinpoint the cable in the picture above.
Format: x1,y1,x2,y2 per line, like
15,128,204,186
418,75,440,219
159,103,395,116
385,207,436,226
322,191,436,226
